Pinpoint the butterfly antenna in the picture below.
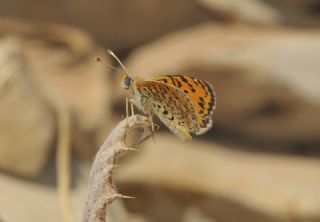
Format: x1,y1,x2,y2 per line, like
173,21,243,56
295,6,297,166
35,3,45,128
94,56,123,72
107,49,129,74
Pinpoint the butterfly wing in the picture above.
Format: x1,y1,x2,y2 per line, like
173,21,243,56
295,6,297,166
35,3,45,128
135,80,200,141
148,75,216,135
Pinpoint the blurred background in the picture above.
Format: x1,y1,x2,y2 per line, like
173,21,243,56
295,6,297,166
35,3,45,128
0,0,320,222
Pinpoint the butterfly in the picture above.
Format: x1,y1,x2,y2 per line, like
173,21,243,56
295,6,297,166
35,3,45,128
107,49,216,141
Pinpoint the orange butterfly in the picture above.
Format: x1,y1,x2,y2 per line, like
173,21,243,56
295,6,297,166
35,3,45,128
108,50,216,141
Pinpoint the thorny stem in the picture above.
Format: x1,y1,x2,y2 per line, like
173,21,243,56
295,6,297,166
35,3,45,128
82,115,152,222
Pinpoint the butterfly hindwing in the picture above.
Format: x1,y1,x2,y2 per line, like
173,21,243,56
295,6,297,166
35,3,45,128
135,80,200,141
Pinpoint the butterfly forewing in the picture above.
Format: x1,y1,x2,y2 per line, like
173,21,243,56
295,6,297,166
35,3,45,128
148,75,216,134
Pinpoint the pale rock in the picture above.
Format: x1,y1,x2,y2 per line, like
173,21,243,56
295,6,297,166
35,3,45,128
198,0,281,24
0,19,113,159
267,0,320,26
0,38,55,177
0,170,87,222
199,0,320,26
0,1,210,51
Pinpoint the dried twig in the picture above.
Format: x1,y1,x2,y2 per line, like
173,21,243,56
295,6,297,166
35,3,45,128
82,115,152,222
43,87,74,222
54,97,73,222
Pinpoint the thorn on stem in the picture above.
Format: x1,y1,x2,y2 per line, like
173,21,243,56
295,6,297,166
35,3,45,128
116,193,136,200
124,147,140,152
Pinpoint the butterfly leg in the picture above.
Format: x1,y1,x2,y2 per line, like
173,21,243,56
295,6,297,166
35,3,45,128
148,113,157,144
126,97,129,118
149,114,155,132
148,114,160,131
125,97,130,128
130,99,135,115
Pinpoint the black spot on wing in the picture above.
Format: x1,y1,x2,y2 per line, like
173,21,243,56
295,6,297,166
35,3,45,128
198,101,205,110
204,80,216,112
198,79,207,91
180,75,189,83
167,75,177,87
176,79,182,87
199,79,216,116
167,75,182,88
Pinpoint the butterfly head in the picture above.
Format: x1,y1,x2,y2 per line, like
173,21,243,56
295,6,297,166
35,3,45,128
120,73,133,90
107,49,134,90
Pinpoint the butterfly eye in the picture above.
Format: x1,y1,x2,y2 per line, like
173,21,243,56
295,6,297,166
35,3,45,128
123,76,132,89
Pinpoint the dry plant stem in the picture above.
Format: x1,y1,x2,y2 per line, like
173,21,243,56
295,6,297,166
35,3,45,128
42,86,73,222
82,115,152,222
54,97,73,222
44,91,74,222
